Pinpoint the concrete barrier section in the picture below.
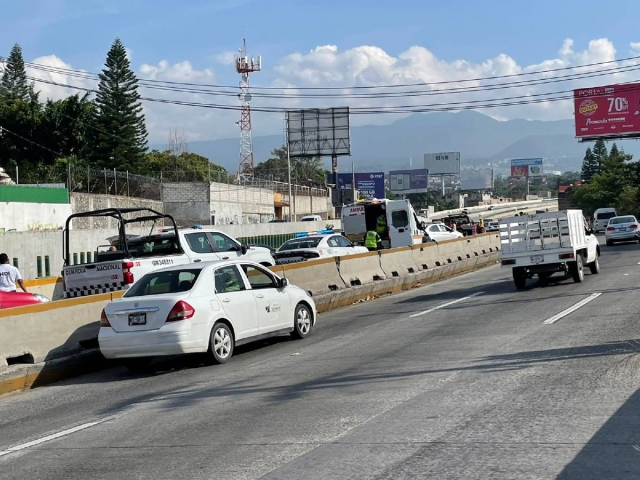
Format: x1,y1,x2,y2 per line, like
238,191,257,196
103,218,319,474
0,234,500,395
338,251,387,286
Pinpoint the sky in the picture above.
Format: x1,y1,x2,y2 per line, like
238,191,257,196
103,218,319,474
1,0,640,145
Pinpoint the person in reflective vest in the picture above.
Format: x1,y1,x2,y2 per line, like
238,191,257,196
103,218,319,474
376,214,387,235
365,230,382,251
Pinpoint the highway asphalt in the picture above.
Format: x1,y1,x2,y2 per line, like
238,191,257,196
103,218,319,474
1,234,639,479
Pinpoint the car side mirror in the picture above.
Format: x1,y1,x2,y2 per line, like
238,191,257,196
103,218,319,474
279,278,289,288
240,243,248,255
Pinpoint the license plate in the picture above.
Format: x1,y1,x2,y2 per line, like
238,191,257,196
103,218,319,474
530,255,544,264
620,228,627,231
128,313,147,325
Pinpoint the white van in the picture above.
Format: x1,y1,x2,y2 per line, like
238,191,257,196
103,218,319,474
593,208,617,233
340,198,426,249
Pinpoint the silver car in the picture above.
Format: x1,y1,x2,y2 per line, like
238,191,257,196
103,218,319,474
605,215,640,246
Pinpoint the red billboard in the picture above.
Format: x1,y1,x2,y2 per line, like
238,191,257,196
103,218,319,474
574,83,640,139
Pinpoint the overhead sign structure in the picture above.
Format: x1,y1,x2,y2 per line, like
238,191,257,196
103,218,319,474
460,169,494,190
424,152,460,175
574,83,640,140
510,158,543,178
389,169,429,195
327,172,385,199
286,107,351,157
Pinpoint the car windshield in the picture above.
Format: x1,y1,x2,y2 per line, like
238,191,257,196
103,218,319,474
278,237,323,251
610,216,636,224
597,211,617,220
123,269,201,297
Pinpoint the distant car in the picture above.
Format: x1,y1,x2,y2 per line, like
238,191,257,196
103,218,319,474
0,291,50,309
423,223,464,242
487,206,495,211
461,209,470,214
485,220,500,232
274,233,368,265
300,215,322,222
605,215,640,246
98,260,316,367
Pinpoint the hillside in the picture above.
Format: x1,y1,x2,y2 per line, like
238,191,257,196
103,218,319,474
152,111,640,173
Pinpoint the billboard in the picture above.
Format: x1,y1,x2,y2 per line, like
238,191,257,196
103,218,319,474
510,158,543,177
286,107,351,157
327,172,385,199
389,169,429,195
424,152,460,175
460,169,494,190
574,83,640,139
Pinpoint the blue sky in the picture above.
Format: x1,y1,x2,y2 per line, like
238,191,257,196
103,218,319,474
1,0,639,141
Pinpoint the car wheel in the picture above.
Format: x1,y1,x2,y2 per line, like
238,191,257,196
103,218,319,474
208,322,234,364
570,254,584,283
123,357,154,373
291,303,313,339
589,255,600,274
513,267,527,290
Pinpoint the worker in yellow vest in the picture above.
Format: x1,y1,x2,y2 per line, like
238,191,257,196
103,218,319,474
376,214,387,235
365,230,382,251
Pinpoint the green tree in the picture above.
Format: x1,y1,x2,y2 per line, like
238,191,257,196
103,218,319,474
254,145,327,184
91,38,148,170
140,150,227,181
580,148,599,181
1,43,30,101
592,138,608,168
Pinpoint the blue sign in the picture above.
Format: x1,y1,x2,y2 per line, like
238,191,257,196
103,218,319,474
327,172,385,199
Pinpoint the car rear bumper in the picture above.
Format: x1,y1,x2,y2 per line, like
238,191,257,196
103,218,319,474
98,322,209,358
606,231,640,242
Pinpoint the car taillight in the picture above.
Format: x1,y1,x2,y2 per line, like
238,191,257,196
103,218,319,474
302,252,321,259
166,301,195,322
607,226,615,231
122,261,134,285
100,309,111,327
630,224,638,229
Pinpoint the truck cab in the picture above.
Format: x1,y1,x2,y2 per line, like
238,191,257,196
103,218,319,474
340,198,426,248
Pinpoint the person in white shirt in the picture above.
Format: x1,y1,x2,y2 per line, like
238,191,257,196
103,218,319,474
0,253,27,293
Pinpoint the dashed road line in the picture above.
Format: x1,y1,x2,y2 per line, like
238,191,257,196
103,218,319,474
410,292,484,318
543,293,602,325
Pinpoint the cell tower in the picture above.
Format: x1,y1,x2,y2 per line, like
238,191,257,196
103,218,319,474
235,39,261,178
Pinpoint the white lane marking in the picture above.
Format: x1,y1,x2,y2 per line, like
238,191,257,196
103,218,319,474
0,417,114,458
410,292,484,318
543,293,602,325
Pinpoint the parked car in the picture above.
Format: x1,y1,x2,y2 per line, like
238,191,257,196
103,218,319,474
605,215,640,246
274,233,368,265
0,291,50,309
98,260,317,368
423,223,464,242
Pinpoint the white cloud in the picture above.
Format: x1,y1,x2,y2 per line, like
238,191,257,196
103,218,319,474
631,42,640,52
27,55,95,100
23,37,640,144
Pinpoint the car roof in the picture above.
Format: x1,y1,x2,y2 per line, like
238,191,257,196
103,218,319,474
149,259,264,274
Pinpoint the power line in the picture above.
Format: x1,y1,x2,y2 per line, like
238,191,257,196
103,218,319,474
6,52,640,91
0,124,65,157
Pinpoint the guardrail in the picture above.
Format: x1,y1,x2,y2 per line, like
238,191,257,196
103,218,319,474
0,233,501,378
436,198,556,217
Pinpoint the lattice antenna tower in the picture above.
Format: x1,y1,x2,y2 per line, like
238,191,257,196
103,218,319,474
235,39,261,179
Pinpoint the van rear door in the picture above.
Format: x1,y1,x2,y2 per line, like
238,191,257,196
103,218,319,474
341,204,367,243
386,200,414,248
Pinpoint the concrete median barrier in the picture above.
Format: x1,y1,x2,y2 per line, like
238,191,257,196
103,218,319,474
0,234,501,396
279,257,346,296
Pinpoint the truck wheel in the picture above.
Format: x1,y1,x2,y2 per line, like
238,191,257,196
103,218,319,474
513,267,527,290
588,255,600,274
570,254,584,283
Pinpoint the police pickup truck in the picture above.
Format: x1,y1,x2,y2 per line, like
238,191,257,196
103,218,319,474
62,208,275,298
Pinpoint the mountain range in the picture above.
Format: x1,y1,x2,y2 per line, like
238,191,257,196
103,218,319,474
152,110,640,174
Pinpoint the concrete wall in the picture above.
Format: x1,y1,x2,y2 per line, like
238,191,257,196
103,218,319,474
288,192,333,220
0,220,342,281
69,193,164,229
161,183,210,226
0,202,72,232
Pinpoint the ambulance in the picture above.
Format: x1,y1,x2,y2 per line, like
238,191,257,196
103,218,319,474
340,198,427,249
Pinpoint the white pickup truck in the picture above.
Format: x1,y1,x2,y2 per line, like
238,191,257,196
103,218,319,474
499,209,600,290
62,208,275,298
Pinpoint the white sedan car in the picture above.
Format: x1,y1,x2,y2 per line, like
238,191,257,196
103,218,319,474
605,215,640,246
273,233,368,265
423,223,464,242
99,260,316,368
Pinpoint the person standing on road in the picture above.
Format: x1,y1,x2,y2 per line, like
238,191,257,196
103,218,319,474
365,230,382,251
0,253,27,293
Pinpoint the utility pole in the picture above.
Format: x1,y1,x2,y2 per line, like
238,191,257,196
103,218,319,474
235,39,261,180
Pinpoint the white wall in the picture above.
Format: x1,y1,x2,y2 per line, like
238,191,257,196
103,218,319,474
0,202,73,232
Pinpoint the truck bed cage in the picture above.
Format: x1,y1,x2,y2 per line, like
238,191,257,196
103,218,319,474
499,212,575,254
63,208,181,266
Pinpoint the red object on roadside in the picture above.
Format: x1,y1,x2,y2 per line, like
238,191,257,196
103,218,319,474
0,291,48,309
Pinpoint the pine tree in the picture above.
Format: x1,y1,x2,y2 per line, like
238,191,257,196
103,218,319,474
580,147,599,182
592,138,608,169
1,43,30,101
92,38,148,170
